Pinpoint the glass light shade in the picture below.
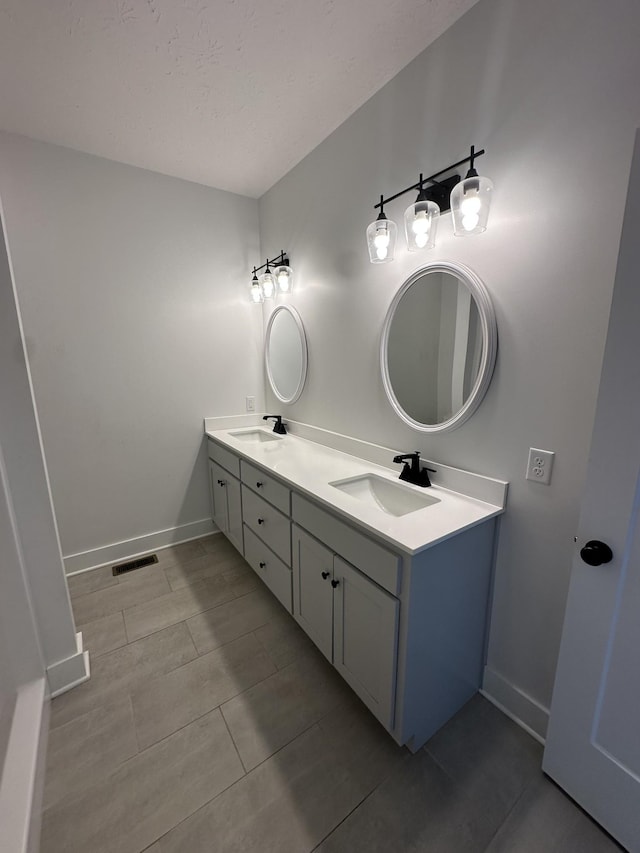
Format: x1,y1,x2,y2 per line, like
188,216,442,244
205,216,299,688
450,174,493,235
260,270,275,298
404,199,440,251
366,216,397,264
275,264,293,293
250,280,264,303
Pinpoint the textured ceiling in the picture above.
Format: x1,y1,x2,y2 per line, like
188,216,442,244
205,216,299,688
0,0,479,197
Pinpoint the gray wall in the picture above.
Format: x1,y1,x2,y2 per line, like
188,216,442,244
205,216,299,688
0,133,262,564
259,0,640,724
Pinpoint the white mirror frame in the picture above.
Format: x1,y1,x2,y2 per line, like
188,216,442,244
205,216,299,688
380,261,498,434
265,304,308,404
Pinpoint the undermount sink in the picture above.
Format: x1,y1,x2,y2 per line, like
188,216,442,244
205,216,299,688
329,473,440,517
229,429,283,443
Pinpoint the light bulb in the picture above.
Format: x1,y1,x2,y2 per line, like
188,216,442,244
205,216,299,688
374,225,390,250
250,283,263,303
277,271,290,292
414,231,429,248
261,273,274,298
376,244,388,260
460,194,481,216
412,211,430,235
462,213,480,232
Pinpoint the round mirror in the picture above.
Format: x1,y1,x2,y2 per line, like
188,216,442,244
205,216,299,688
381,262,497,433
265,305,308,404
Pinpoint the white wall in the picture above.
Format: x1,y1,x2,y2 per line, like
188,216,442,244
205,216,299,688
258,0,640,729
0,133,263,568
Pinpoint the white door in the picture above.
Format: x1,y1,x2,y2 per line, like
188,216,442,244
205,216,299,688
542,130,640,851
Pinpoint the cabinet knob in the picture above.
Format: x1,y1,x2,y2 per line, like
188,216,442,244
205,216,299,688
580,540,613,566
331,579,340,588
217,479,226,486
258,517,265,525
259,561,266,569
321,571,330,580
256,481,263,488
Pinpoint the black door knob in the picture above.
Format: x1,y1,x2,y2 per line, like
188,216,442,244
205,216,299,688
259,561,266,569
580,540,613,566
331,579,339,588
257,518,265,525
321,571,330,580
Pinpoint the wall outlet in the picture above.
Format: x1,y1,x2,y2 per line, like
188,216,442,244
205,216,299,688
526,448,555,485
245,396,256,412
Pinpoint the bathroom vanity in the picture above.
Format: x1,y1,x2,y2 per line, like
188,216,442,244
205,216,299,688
205,421,507,752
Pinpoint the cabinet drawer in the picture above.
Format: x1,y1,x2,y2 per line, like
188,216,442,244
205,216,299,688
242,486,291,565
244,525,292,612
240,460,291,515
207,439,240,478
292,494,401,596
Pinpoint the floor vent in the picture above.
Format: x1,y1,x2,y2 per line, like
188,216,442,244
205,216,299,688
112,554,158,576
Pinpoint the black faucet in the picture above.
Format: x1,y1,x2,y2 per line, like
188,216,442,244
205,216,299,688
263,414,287,435
392,452,436,488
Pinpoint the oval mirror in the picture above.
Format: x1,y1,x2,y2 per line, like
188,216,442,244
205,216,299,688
381,262,497,433
265,305,308,404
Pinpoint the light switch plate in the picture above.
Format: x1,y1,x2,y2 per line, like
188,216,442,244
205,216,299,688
526,448,554,484
245,396,256,412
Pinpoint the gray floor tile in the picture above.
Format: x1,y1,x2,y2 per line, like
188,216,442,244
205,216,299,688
424,694,543,831
186,587,279,655
131,632,277,750
123,574,247,643
154,539,206,569
158,720,399,853
222,562,260,597
485,774,623,853
72,565,171,626
41,708,244,853
254,607,318,669
66,566,118,599
50,622,197,728
44,695,138,809
80,611,128,657
221,645,352,771
164,550,245,591
316,747,498,853
200,533,232,555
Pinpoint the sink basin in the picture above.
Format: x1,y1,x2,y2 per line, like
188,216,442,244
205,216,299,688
229,429,283,443
329,474,440,517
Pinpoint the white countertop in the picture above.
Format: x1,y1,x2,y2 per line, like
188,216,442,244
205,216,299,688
205,425,506,556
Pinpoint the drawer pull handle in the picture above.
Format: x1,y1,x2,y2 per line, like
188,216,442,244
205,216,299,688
259,561,266,568
258,517,265,525
321,571,330,580
256,481,264,488
217,479,226,486
331,579,340,588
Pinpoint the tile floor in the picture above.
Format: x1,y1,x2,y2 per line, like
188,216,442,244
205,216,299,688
41,535,622,852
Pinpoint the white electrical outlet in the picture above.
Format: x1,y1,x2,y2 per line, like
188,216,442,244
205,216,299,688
245,396,256,412
526,447,555,484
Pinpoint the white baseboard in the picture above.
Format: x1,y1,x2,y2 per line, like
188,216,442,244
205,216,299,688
482,665,549,744
47,632,90,698
63,517,215,575
0,677,47,853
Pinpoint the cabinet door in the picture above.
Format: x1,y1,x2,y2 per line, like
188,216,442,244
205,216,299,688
225,472,244,554
333,556,399,729
209,460,229,533
292,525,334,662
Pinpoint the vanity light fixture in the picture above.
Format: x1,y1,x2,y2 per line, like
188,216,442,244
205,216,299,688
366,197,398,263
249,251,293,303
367,146,492,262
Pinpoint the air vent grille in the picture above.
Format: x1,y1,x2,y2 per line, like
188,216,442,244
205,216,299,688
112,554,158,576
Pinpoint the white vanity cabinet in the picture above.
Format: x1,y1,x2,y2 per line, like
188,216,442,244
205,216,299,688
206,434,499,752
292,524,399,729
